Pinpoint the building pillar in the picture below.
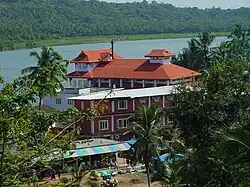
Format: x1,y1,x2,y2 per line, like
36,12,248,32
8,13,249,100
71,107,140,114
120,79,123,88
132,99,135,111
111,116,114,132
91,101,94,108
98,79,101,87
88,80,92,87
162,95,165,108
89,155,91,167
142,80,145,88
192,75,195,82
148,96,151,107
166,80,170,86
91,120,95,134
131,80,134,88
154,80,157,87
112,100,115,112
94,160,97,168
81,101,84,110
109,79,112,87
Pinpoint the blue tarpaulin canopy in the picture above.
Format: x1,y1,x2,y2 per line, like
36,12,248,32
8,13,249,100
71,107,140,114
125,137,138,145
159,153,185,163
64,142,131,158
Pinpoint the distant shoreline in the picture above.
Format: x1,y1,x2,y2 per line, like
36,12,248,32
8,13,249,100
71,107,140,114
9,32,228,51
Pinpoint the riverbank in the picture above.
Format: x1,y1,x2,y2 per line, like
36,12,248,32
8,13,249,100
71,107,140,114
11,32,228,51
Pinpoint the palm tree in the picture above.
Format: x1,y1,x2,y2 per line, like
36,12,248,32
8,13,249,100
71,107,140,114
227,25,250,61
211,25,250,62
210,41,230,62
129,106,164,187
21,46,68,110
173,31,215,71
213,127,250,185
193,31,215,70
217,127,250,166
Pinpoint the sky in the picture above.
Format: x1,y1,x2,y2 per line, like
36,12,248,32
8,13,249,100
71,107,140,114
104,0,250,9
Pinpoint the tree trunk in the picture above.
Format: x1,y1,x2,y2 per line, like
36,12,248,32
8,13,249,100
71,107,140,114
145,145,151,187
38,96,42,110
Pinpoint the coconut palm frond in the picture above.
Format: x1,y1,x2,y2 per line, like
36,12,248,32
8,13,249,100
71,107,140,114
21,66,38,75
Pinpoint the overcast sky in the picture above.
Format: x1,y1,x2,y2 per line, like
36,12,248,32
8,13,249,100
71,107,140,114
104,0,250,9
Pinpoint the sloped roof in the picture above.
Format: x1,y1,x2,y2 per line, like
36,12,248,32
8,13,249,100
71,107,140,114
69,85,177,100
71,49,122,63
67,71,88,78
82,59,201,80
145,49,176,58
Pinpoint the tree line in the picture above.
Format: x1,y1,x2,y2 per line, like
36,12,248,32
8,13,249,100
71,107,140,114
1,0,250,50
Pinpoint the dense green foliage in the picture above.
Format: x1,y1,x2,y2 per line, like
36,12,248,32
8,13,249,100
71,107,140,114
0,78,79,186
0,0,250,50
0,47,113,186
167,62,250,186
166,28,250,185
173,25,250,71
129,25,250,187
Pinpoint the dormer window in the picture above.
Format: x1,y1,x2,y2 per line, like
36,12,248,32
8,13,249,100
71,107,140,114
145,49,175,64
80,63,88,69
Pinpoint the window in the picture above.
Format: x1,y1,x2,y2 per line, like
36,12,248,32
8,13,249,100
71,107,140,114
56,98,61,105
78,80,84,88
80,63,88,69
118,100,128,110
118,118,128,128
99,120,108,130
68,99,74,105
72,80,77,87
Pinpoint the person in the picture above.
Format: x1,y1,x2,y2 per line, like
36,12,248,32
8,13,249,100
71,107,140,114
126,159,129,167
112,157,118,170
57,169,61,179
51,168,56,180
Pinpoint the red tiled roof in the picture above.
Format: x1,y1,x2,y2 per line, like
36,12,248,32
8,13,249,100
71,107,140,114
67,71,88,78
82,59,201,80
71,49,122,63
145,49,175,58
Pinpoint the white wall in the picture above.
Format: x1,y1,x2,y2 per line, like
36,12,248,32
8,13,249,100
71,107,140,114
75,63,98,72
43,93,75,111
149,58,171,64
70,78,89,88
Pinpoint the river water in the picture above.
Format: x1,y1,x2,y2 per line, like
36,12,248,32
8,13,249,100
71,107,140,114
0,37,226,83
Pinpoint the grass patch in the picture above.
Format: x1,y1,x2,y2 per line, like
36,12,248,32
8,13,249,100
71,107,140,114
13,32,229,50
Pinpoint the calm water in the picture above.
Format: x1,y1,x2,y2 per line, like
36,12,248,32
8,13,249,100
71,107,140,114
0,37,226,83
